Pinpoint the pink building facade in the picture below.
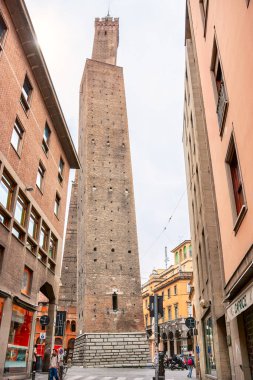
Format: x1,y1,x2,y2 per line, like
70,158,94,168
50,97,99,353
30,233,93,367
184,1,253,379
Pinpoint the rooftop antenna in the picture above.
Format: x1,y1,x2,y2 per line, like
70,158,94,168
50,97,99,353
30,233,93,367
107,0,111,17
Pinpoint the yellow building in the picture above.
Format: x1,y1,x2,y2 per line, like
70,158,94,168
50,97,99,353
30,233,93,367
142,240,193,360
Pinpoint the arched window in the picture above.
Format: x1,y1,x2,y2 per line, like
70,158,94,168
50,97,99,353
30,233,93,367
68,338,75,349
183,246,187,260
175,252,179,264
71,321,76,332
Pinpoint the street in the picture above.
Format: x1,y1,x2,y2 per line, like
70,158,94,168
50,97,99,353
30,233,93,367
33,367,196,380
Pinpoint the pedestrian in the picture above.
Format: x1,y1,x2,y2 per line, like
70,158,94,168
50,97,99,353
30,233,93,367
187,353,195,378
49,349,59,380
32,344,37,372
58,350,64,380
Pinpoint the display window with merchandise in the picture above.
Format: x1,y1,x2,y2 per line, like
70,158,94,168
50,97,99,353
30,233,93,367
4,304,33,374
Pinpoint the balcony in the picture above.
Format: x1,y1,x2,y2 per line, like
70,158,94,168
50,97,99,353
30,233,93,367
217,82,228,134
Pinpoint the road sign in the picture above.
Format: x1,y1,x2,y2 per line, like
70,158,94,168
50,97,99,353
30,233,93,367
185,317,196,329
40,332,46,340
58,347,64,355
40,315,50,326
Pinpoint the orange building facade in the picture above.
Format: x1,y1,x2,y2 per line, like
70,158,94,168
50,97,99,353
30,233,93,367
142,241,193,361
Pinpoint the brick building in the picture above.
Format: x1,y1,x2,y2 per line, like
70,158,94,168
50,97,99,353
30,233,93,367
72,15,149,367
183,1,253,379
142,241,193,361
0,1,79,378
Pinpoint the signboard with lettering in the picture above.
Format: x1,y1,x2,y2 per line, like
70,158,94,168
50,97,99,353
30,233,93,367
227,285,253,321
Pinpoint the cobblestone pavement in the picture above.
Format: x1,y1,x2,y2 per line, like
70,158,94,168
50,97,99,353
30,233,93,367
33,366,196,380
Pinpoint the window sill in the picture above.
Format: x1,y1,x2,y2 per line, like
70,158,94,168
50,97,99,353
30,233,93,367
36,184,44,195
0,221,11,232
26,246,37,258
233,205,247,234
12,233,25,246
10,143,21,159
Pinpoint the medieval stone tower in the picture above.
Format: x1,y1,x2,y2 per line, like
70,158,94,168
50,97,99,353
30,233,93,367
73,16,149,367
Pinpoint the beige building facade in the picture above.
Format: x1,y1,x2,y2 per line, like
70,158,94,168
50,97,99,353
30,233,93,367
184,1,253,379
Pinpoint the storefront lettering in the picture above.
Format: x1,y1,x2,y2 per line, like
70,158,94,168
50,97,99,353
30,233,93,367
234,295,247,315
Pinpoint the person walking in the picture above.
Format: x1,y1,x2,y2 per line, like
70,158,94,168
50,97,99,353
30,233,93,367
49,349,59,380
187,353,195,378
32,344,37,372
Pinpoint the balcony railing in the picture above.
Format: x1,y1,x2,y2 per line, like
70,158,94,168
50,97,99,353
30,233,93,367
217,82,228,133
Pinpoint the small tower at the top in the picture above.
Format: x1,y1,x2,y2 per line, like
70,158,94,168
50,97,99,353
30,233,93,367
92,16,119,65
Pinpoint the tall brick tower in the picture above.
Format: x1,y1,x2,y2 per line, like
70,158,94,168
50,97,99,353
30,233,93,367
73,16,149,367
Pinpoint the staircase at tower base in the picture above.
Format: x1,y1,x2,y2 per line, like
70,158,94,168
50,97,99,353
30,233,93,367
73,332,150,367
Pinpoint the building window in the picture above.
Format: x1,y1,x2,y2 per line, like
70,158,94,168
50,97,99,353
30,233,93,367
0,13,7,47
175,252,179,264
42,123,51,153
225,136,246,218
49,234,57,261
199,0,209,36
36,162,45,191
14,193,28,227
28,209,39,240
20,75,32,112
11,119,24,155
39,223,49,251
168,288,171,298
189,245,192,257
21,266,32,295
0,297,5,327
204,316,217,376
54,193,60,217
174,285,177,295
112,292,118,311
168,307,172,321
58,158,64,183
187,302,193,317
0,172,15,211
183,246,187,260
174,304,179,319
12,223,25,241
245,0,250,7
4,305,33,374
71,321,76,332
0,245,4,274
211,38,228,133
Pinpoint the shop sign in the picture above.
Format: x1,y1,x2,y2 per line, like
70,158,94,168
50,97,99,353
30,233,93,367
227,285,253,321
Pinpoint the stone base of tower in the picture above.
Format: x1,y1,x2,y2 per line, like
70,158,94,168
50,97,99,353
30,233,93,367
73,332,150,368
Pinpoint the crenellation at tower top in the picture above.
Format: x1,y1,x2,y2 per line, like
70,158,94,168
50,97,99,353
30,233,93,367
92,17,119,65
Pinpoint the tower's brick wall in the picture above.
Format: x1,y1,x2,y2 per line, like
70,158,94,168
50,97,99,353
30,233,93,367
77,58,144,334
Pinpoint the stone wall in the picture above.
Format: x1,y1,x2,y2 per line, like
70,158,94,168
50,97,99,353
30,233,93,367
73,332,150,368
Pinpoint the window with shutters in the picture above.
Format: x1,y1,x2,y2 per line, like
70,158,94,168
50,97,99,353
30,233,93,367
225,134,247,231
211,37,228,134
199,0,209,36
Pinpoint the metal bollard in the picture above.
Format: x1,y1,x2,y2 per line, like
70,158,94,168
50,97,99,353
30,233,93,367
32,370,36,380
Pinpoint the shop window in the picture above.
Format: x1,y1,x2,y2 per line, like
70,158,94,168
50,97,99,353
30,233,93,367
28,208,39,240
112,292,118,311
14,193,28,227
225,135,246,222
49,234,57,261
54,193,60,217
58,158,64,183
21,266,32,295
71,321,76,332
42,123,51,154
11,119,24,155
4,304,33,374
204,316,217,376
39,223,49,251
0,12,7,47
36,162,45,192
211,38,228,133
20,75,33,112
0,171,15,211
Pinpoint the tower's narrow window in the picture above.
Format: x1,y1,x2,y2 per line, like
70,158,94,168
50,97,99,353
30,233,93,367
112,292,118,311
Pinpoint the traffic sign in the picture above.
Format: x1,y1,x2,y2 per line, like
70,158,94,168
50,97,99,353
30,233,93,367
40,332,46,339
185,317,196,329
40,315,50,326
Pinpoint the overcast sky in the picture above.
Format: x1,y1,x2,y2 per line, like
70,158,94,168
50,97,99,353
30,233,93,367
25,0,189,283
